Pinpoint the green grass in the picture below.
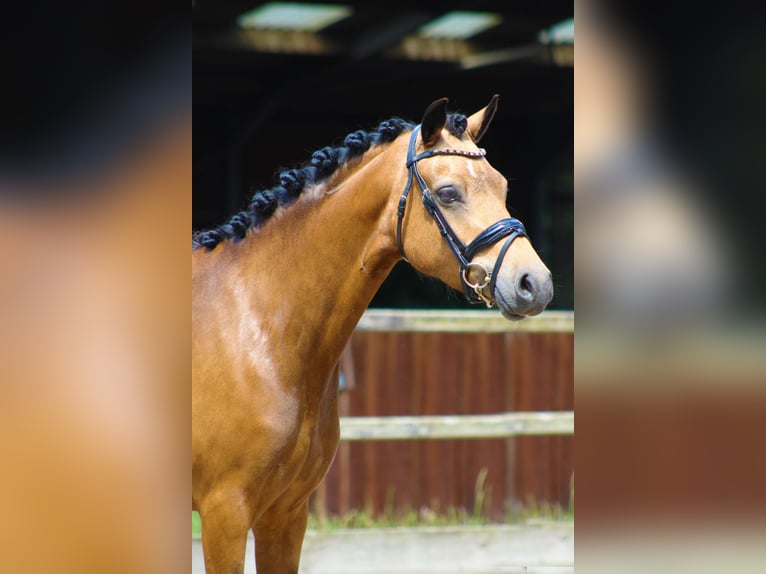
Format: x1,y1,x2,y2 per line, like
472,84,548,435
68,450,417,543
192,511,201,537
192,499,571,537
193,469,573,536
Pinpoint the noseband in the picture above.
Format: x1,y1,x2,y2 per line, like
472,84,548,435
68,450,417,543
396,125,528,307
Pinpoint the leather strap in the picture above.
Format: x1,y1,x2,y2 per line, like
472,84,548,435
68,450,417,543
396,125,528,305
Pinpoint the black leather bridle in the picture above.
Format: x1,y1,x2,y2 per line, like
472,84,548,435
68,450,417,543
396,125,528,307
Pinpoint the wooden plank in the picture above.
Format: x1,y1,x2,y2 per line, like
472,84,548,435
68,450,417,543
356,309,573,333
340,411,573,441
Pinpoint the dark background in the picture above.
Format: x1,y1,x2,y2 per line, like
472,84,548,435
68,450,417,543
193,1,573,309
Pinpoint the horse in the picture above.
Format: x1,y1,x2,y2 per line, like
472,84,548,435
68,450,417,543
192,96,553,573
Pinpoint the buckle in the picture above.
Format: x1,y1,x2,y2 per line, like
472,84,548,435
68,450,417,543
461,262,494,308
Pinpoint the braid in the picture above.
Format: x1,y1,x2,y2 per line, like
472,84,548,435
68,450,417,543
447,114,468,137
193,113,472,251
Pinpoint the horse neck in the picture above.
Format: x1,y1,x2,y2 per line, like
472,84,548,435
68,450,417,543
228,141,406,384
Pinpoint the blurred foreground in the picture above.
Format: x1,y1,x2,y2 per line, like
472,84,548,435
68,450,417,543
576,1,766,572
0,7,190,573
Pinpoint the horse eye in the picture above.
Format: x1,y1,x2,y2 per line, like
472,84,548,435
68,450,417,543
436,187,460,204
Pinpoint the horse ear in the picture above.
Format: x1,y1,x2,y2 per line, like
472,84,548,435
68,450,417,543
467,94,499,143
420,97,449,147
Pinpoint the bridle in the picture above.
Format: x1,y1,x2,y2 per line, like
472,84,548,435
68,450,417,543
396,125,528,307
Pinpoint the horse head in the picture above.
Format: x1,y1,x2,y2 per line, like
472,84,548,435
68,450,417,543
395,96,553,319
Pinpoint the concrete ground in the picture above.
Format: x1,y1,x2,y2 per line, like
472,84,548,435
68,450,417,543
192,522,574,573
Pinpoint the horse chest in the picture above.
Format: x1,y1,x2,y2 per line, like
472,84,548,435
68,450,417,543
256,386,340,510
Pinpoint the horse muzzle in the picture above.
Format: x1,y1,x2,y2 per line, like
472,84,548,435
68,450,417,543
494,267,554,320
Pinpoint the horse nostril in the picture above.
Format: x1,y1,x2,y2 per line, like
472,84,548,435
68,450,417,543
517,273,536,301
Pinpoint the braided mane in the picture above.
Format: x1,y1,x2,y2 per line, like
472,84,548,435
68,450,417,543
192,114,468,251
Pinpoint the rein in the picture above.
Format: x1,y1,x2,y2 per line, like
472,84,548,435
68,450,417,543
396,125,528,307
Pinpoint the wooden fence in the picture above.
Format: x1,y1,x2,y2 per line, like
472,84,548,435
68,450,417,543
340,411,573,441
314,310,574,520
